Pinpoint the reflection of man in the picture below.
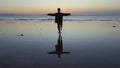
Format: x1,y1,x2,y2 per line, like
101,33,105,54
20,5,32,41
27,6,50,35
48,33,70,58
47,8,71,33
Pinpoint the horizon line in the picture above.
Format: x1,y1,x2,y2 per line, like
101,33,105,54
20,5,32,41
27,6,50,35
0,13,120,16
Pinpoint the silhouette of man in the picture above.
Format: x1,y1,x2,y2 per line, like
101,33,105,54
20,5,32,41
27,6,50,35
48,33,70,58
47,8,71,33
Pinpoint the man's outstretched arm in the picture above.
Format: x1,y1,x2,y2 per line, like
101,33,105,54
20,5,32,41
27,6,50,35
47,13,56,16
63,13,71,16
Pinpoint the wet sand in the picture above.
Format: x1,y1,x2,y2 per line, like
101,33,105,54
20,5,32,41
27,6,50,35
0,21,120,68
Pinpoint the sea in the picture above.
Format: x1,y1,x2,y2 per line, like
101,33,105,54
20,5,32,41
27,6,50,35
0,15,120,68
0,15,120,23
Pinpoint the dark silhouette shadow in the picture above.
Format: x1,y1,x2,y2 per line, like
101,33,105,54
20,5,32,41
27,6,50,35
47,8,71,33
48,33,70,58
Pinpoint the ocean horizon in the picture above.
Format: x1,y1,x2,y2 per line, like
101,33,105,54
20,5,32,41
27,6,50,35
0,14,120,23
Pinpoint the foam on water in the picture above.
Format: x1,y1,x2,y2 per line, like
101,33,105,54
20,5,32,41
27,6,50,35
0,15,120,22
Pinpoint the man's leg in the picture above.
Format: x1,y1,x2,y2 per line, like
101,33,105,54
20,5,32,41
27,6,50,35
61,23,63,30
57,23,60,33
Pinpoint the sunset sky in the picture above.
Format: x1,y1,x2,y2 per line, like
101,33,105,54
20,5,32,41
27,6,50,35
0,0,120,15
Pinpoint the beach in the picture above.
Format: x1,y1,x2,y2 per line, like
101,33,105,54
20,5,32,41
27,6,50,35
0,15,120,68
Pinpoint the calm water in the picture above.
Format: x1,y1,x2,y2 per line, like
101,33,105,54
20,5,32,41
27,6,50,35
0,16,120,68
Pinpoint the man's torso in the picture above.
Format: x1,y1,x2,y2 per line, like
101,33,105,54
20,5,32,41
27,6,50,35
55,13,63,23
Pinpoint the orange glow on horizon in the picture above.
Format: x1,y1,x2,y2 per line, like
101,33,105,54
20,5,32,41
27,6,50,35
0,0,120,15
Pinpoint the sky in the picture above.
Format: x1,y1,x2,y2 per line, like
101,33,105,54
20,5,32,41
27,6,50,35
0,0,120,15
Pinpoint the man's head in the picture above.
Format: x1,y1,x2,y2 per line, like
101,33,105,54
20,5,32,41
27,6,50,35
57,8,61,13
